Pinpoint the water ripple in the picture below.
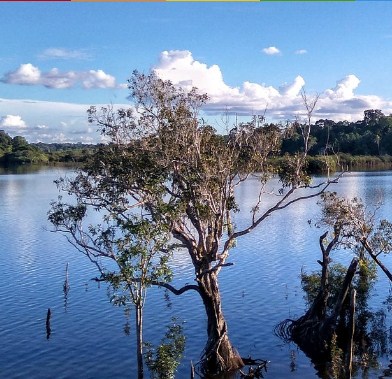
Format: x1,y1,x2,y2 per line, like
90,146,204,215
1,169,392,378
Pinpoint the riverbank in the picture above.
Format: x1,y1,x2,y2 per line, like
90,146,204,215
309,154,392,173
2,154,392,176
269,154,392,174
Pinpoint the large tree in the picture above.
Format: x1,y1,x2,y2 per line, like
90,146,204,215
49,71,337,375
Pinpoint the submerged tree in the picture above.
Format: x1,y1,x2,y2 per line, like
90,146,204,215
48,71,338,376
319,191,392,283
276,191,392,378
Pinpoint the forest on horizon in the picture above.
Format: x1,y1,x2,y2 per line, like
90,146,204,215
1,108,392,172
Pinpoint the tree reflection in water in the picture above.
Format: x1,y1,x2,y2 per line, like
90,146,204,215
276,253,392,378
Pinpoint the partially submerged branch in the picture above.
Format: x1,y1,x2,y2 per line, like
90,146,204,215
92,276,200,295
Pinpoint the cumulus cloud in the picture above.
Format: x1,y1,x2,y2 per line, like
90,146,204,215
153,50,392,122
38,48,92,60
0,98,130,143
3,63,41,85
295,49,307,55
82,70,116,89
279,76,306,98
2,63,117,89
325,74,360,100
154,50,240,100
316,75,386,121
262,46,281,56
154,50,304,115
0,115,27,129
2,50,392,142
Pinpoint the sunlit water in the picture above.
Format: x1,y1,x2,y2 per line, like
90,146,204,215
1,167,392,378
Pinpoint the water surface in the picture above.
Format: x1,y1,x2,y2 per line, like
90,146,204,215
1,168,392,378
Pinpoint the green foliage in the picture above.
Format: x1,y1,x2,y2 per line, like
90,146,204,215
318,191,371,247
0,133,49,165
5,147,49,165
0,130,12,158
48,199,87,229
12,136,28,151
48,71,333,375
298,190,392,375
144,318,186,379
307,155,337,174
329,332,344,378
301,263,347,308
371,220,392,254
282,109,392,159
301,258,377,308
319,191,392,270
278,153,311,187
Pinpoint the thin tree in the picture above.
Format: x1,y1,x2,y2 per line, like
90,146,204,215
49,71,338,375
318,191,392,282
49,204,174,379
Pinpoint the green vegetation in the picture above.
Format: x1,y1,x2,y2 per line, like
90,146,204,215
46,72,392,377
144,318,186,379
3,108,392,172
282,109,392,156
0,130,96,166
276,191,392,378
0,133,48,165
35,142,97,163
48,71,336,376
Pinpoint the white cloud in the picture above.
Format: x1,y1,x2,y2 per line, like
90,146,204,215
0,114,27,129
154,50,240,99
0,98,130,143
153,50,392,123
2,50,392,143
41,68,77,89
325,74,360,100
38,48,92,60
295,49,307,55
2,64,117,89
3,63,41,85
279,76,306,98
262,46,281,56
154,50,303,115
81,70,116,89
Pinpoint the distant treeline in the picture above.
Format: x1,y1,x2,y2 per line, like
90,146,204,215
0,131,97,166
2,109,392,172
279,109,392,172
281,109,392,156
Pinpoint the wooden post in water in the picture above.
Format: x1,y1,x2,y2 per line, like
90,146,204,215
63,263,70,310
346,289,356,379
63,262,70,294
46,308,51,339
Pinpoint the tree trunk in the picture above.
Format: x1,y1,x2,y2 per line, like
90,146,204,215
197,270,244,375
135,303,144,379
346,289,356,379
288,258,359,361
362,240,392,282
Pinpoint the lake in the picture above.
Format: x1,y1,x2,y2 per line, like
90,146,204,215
1,167,392,378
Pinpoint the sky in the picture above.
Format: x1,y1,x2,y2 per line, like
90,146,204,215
1,2,392,143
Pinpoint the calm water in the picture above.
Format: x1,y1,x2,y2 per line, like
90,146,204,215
1,167,392,378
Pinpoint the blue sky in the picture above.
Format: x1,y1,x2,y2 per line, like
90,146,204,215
1,2,392,143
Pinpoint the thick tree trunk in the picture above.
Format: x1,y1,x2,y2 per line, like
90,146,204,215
135,303,144,379
197,270,244,376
